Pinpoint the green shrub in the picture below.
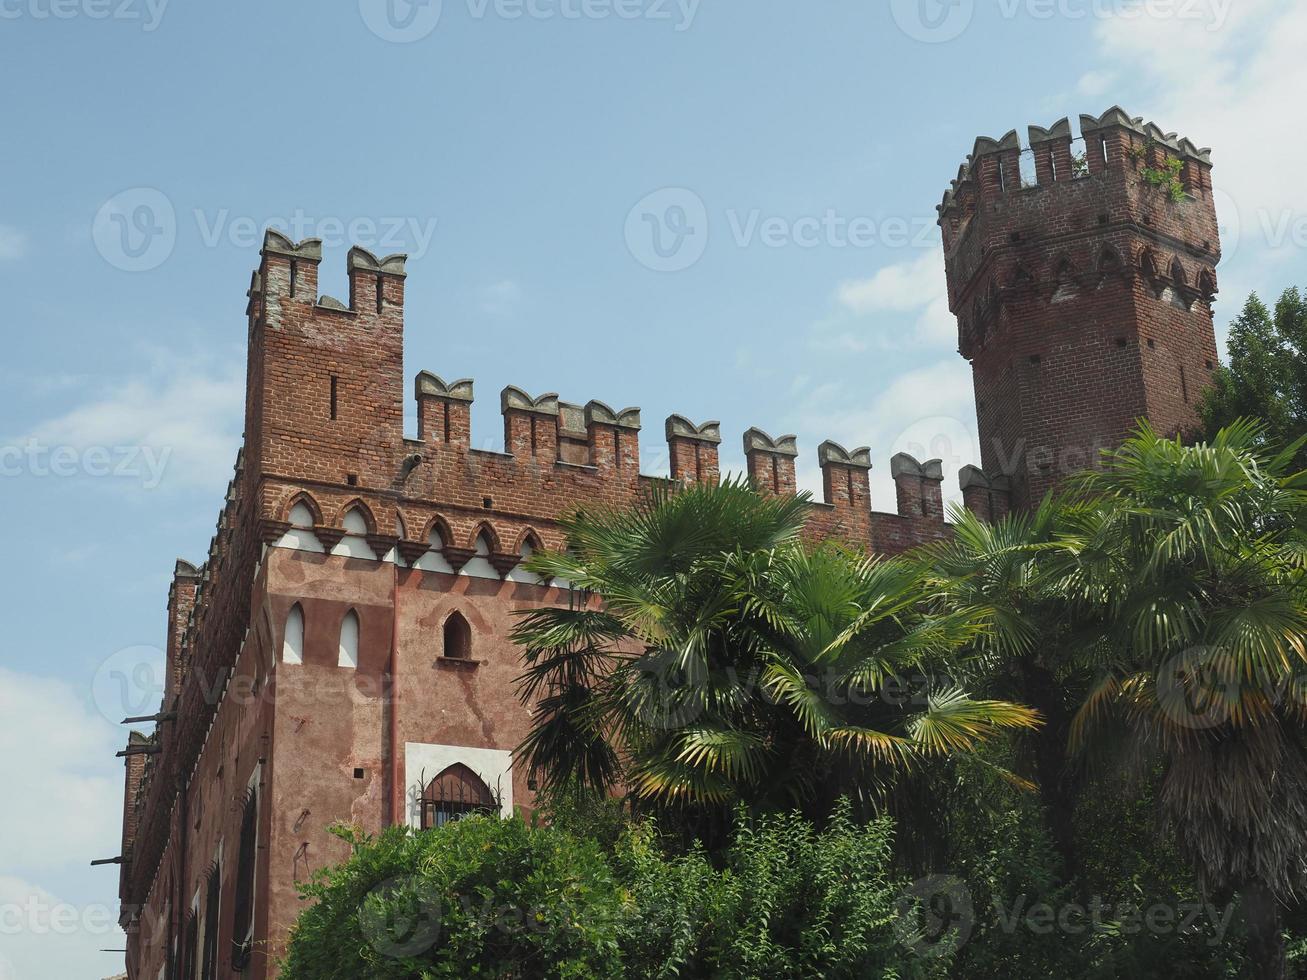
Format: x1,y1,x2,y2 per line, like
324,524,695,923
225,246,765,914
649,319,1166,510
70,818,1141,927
280,816,626,979
281,804,948,979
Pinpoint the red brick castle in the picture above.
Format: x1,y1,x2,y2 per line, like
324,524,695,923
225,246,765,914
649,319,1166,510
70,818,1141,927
112,107,1220,978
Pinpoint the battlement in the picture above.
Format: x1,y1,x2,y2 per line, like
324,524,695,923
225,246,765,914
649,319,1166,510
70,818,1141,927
940,108,1223,510
120,228,1002,919
938,106,1214,236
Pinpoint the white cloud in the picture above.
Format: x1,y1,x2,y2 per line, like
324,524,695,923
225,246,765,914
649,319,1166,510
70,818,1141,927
0,668,123,875
479,279,522,316
1090,1,1307,272
1076,69,1115,98
0,669,131,976
836,250,942,315
0,225,28,261
11,350,243,492
0,874,125,980
820,250,957,352
788,358,979,511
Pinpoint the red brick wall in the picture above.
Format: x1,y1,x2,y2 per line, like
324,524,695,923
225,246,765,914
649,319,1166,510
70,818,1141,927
941,109,1221,509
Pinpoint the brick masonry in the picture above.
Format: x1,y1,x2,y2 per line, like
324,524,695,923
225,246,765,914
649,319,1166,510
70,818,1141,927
115,106,1220,979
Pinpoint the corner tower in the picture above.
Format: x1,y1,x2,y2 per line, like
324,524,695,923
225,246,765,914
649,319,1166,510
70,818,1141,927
940,107,1221,509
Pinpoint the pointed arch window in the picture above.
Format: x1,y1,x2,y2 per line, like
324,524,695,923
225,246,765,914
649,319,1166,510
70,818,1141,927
420,764,497,829
280,502,324,554
443,612,472,661
339,610,360,669
418,522,454,573
507,534,544,584
461,529,500,579
282,605,304,665
336,507,373,559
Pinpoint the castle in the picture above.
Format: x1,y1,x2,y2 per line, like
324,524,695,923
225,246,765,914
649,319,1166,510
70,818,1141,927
111,107,1220,978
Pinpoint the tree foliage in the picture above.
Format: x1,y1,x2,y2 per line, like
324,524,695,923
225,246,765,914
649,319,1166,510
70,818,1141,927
512,478,1037,824
1200,288,1307,465
280,805,947,980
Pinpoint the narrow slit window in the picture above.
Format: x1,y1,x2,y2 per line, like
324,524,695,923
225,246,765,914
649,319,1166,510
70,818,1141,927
289,260,298,298
282,605,304,665
330,375,339,421
375,274,384,313
339,610,360,669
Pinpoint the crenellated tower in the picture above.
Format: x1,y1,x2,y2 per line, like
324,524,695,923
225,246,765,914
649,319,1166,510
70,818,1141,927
939,107,1222,509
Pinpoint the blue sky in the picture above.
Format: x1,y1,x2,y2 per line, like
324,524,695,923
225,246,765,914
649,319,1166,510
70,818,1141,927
2,1,1304,976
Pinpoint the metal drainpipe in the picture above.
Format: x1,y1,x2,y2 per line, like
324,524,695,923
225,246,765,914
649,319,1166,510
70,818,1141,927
389,559,402,826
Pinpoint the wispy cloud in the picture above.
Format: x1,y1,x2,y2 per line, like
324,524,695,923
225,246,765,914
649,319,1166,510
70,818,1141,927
0,224,28,261
788,357,978,509
1089,0,1307,285
0,668,123,875
479,279,522,317
815,250,957,352
10,348,243,492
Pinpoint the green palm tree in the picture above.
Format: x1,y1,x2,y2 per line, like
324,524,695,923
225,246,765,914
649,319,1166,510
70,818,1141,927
511,478,1039,830
916,496,1104,877
1059,421,1307,978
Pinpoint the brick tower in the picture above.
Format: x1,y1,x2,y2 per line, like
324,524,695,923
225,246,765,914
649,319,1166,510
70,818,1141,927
939,107,1222,509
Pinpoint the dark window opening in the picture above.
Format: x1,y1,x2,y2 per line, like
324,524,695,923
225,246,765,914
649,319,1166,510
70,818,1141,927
289,260,298,298
330,375,339,421
375,274,385,313
482,496,493,509
200,866,220,980
420,764,497,830
181,912,198,980
354,768,366,779
443,612,472,661
1180,366,1189,403
231,788,258,970
347,473,359,487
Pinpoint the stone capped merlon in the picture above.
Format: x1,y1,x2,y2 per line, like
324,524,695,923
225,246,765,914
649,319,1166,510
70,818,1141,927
415,372,474,402
501,386,560,416
585,401,642,430
818,440,872,470
1078,105,1144,136
938,162,973,213
261,229,322,261
665,415,721,444
890,452,945,481
316,295,348,311
958,465,1011,491
173,559,203,579
558,402,587,436
1076,105,1209,161
1027,117,1072,145
970,129,1020,160
348,245,408,277
743,428,798,457
1141,120,1212,164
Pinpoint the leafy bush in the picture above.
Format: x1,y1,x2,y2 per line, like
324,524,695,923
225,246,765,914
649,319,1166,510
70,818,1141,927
616,802,947,979
280,817,626,979
281,805,948,979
